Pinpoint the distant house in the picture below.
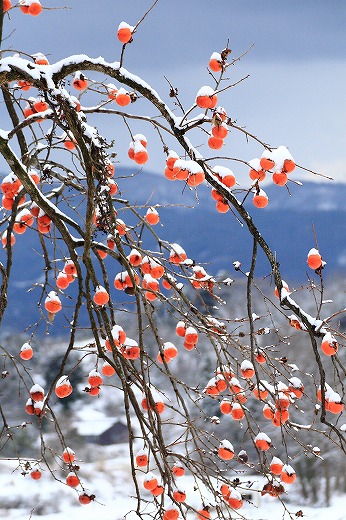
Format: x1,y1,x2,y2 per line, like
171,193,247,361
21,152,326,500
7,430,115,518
73,408,128,445
96,421,128,445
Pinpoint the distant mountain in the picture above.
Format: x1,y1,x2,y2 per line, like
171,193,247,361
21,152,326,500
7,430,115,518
1,169,345,332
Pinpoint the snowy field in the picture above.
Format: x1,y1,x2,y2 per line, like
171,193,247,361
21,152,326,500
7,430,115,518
1,446,345,520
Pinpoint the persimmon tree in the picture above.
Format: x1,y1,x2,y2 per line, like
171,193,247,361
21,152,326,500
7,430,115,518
0,1,345,518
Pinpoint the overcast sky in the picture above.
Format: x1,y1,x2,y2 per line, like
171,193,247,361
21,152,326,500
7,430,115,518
2,0,346,185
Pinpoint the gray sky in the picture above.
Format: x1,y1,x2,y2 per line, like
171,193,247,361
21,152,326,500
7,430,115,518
2,0,346,184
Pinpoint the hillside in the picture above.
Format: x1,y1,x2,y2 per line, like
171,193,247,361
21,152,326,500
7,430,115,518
1,169,345,333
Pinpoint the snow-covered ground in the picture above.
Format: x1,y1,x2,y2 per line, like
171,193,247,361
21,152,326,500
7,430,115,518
1,447,346,520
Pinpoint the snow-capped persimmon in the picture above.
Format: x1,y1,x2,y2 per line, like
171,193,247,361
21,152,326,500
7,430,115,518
142,273,159,293
143,472,158,491
64,260,77,276
173,489,186,503
13,209,34,235
151,484,164,496
275,391,290,411
128,248,142,266
283,158,296,173
33,52,49,65
145,207,159,225
176,321,187,337
64,137,76,150
33,401,44,417
213,165,236,188
288,377,304,399
204,378,219,396
105,161,115,178
28,0,43,16
101,361,116,377
135,450,148,467
56,271,70,290
166,150,179,170
19,2,29,14
171,462,185,477
231,403,245,421
88,370,103,387
273,408,290,426
327,392,344,414
270,456,284,475
280,464,296,484
184,326,198,345
20,342,33,360
289,314,302,330
141,390,164,414
117,21,134,43
122,339,140,360
70,95,81,111
128,139,149,164
321,332,338,356
150,263,164,280
272,171,288,186
163,506,179,520
33,97,48,113
218,440,235,460
62,447,75,464
240,360,255,379
107,178,118,196
254,432,271,451
72,71,88,91
253,385,268,400
220,398,232,415
116,87,131,106
1,229,15,247
307,247,322,270
260,150,275,170
25,398,35,415
106,324,126,349
44,291,62,314
228,489,243,510
196,86,218,109
30,383,45,402
215,375,227,392
163,342,178,360
172,159,189,181
116,218,127,235
248,158,266,181
209,51,222,72
214,364,234,381
253,189,269,208
106,83,118,100
93,285,110,306
66,472,80,488
37,212,52,234
255,349,266,364
197,507,210,520
169,243,187,264
30,469,42,480
55,376,73,398
187,170,205,187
